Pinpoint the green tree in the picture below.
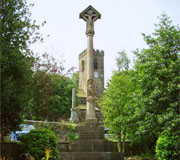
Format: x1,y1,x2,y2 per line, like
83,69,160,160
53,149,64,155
50,74,74,120
116,50,130,71
99,70,135,152
132,13,180,153
28,52,64,121
29,70,54,120
99,14,180,156
0,0,42,140
71,71,79,89
28,53,74,121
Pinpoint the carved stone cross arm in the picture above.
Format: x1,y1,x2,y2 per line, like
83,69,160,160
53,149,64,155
80,5,101,35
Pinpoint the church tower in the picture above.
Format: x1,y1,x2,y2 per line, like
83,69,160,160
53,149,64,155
78,49,104,98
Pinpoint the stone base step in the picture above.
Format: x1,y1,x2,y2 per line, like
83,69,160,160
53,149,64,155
59,152,124,160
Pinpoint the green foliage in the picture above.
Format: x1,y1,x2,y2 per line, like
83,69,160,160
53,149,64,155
0,0,42,140
100,14,180,155
25,52,75,121
116,50,130,71
131,13,180,150
100,51,133,152
99,70,135,152
20,129,58,160
71,71,79,89
59,122,77,131
67,132,78,141
28,73,74,121
50,74,74,118
156,127,179,160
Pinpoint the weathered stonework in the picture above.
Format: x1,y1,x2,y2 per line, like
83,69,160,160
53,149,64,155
70,88,79,123
59,152,124,160
78,48,104,122
24,120,77,141
78,122,104,140
78,109,102,122
79,49,104,97
59,5,124,160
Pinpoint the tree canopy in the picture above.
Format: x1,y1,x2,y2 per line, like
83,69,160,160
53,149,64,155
132,13,180,144
29,71,74,121
99,14,180,157
26,52,76,121
0,1,77,138
99,70,135,152
0,0,41,140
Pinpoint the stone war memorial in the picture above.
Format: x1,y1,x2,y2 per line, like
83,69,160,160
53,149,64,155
59,5,124,160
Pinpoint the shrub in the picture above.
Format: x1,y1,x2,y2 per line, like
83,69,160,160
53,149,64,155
20,129,58,160
67,132,78,141
156,129,179,160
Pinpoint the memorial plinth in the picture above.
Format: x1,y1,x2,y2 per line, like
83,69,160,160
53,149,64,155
59,152,124,160
78,122,104,140
76,122,105,152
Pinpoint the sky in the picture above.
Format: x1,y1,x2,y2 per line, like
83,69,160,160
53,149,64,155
27,0,180,86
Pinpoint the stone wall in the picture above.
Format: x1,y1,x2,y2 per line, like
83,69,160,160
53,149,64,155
24,120,77,141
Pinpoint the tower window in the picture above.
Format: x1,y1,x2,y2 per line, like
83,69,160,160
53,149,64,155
82,60,85,71
94,58,98,70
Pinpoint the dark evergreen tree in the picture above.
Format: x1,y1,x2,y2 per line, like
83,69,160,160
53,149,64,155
0,0,42,140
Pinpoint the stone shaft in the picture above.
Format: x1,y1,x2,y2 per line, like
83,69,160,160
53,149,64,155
80,6,101,122
87,34,94,79
86,32,97,122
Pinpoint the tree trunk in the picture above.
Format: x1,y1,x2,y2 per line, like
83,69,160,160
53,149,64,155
122,130,126,153
117,132,122,152
1,131,6,141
